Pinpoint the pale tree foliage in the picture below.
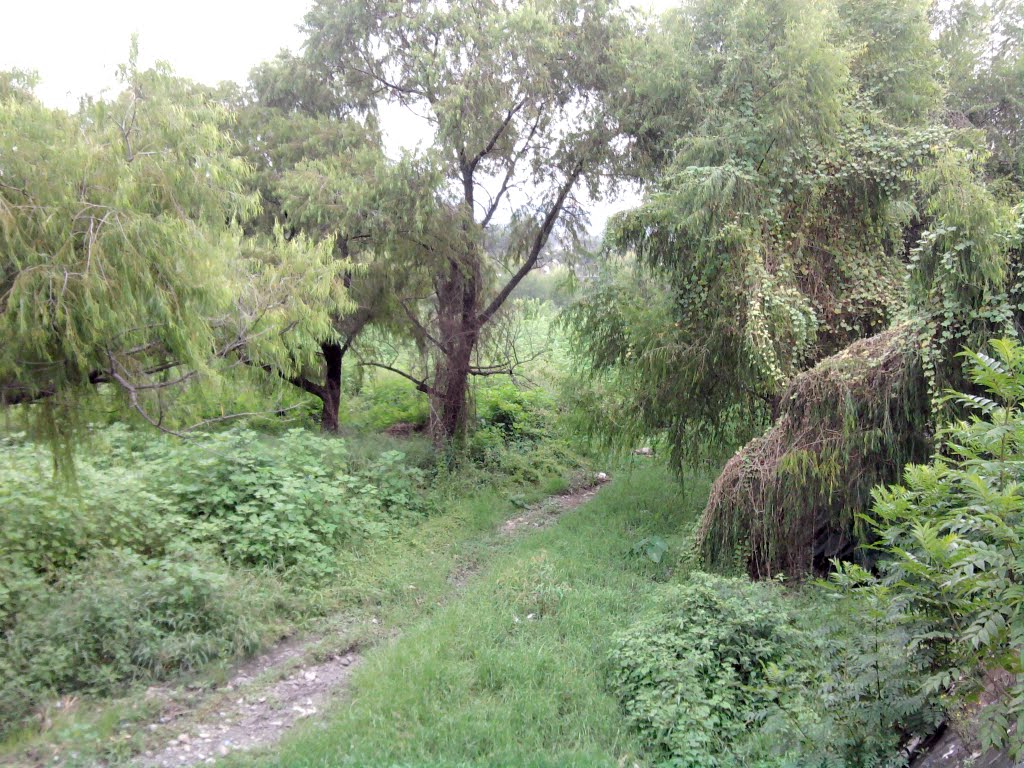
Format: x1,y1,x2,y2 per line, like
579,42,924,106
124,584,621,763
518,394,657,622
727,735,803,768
301,0,631,442
0,45,349,441
223,55,438,431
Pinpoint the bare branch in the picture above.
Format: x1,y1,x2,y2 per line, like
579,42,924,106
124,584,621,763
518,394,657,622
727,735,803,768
361,361,435,395
477,160,584,327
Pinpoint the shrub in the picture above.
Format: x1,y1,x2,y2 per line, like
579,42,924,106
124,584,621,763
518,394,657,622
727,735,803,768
476,383,554,442
867,338,1024,755
0,440,180,576
153,429,432,576
348,377,430,431
610,573,938,767
0,545,278,733
610,574,804,766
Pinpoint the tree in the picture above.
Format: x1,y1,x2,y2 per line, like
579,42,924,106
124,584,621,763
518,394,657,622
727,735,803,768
935,0,1024,188
565,0,1022,576
567,0,962,466
0,46,346,440
301,0,630,443
223,53,435,431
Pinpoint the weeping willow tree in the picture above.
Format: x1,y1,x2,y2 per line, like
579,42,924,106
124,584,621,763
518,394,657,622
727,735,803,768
568,0,1024,576
0,45,350,447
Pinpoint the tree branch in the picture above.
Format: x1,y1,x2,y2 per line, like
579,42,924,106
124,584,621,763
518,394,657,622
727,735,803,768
361,361,435,395
468,97,528,172
477,160,584,326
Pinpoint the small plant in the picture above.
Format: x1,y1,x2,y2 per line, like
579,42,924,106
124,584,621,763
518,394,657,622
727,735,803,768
630,534,668,564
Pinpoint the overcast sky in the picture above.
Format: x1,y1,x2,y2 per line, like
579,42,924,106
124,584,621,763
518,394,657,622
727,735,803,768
2,0,676,107
1,0,674,230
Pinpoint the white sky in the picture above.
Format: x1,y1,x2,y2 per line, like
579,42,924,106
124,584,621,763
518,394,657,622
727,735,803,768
0,0,674,229
1,0,676,107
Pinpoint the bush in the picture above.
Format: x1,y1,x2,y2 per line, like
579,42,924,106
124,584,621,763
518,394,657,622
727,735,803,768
476,383,554,442
0,440,180,576
347,377,430,431
0,545,279,733
610,574,802,766
156,430,430,575
610,573,938,767
867,338,1024,755
1,428,434,582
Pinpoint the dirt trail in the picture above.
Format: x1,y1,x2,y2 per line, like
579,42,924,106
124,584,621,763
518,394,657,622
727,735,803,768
499,483,602,535
139,643,358,767
133,480,605,768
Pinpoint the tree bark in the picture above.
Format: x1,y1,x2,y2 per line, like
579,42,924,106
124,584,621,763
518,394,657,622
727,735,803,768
429,253,480,445
320,341,343,433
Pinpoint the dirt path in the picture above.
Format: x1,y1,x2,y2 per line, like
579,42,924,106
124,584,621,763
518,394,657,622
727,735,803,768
499,483,603,535
133,480,605,767
139,641,359,767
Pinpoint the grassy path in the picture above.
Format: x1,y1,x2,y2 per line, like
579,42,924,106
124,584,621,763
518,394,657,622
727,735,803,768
235,463,711,768
138,482,607,767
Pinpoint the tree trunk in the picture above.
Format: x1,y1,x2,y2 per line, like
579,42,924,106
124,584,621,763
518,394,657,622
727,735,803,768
320,341,343,433
430,327,476,444
430,256,480,445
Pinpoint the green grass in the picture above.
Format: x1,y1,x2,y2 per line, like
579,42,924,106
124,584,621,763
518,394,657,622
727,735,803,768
0,440,578,765
241,463,712,768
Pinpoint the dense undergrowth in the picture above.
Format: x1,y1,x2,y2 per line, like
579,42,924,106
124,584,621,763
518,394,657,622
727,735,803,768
0,371,582,740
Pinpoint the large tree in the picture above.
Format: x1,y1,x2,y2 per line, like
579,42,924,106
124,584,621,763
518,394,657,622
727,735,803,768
300,0,630,443
567,0,950,463
224,53,435,431
568,0,1022,576
0,49,346,438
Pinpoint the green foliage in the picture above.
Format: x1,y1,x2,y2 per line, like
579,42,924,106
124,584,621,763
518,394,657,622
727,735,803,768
476,383,554,443
158,430,430,575
0,545,280,734
564,261,769,465
572,0,948,467
610,573,939,767
867,337,1024,755
0,424,440,736
698,325,931,577
935,0,1024,187
347,376,431,432
0,49,352,445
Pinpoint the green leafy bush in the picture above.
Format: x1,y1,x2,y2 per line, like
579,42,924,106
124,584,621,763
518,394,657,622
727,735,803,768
0,545,280,733
155,430,431,575
476,383,554,442
610,573,938,767
0,425,439,736
867,338,1024,755
0,440,180,576
610,574,803,766
347,377,430,431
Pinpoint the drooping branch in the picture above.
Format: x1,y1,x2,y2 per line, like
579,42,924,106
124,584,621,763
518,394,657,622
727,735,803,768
360,361,435,395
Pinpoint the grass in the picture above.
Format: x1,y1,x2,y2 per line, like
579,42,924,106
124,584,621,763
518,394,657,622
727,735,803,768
0,449,579,766
238,462,713,768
